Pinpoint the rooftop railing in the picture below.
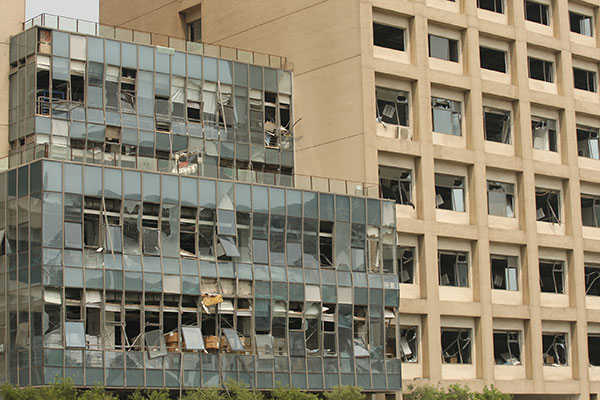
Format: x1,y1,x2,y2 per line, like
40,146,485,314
1,143,381,198
23,13,288,70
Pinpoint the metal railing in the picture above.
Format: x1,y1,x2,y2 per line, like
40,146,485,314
1,143,381,198
23,13,288,70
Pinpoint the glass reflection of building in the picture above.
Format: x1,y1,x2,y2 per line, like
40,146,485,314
2,21,401,392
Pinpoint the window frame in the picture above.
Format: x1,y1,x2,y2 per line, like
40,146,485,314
569,11,593,36
525,0,550,25
375,86,409,127
431,97,462,136
428,34,459,62
373,22,406,52
573,67,597,92
480,46,507,74
487,180,515,218
528,56,554,82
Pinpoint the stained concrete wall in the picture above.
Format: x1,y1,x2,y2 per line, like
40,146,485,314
0,1,25,158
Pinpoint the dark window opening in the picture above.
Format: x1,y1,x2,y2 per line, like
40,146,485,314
373,22,405,51
435,174,465,212
51,79,68,101
439,251,469,287
581,195,600,227
36,69,50,115
494,331,521,365
480,47,507,73
574,67,596,92
319,221,334,267
484,108,511,143
478,0,503,13
588,335,600,366
532,118,557,152
187,100,203,121
528,57,553,82
542,333,567,366
376,87,409,127
399,247,415,284
526,1,550,25
577,126,600,159
585,265,600,296
429,34,459,62
400,327,418,363
535,188,560,223
441,328,471,364
491,255,518,290
539,260,565,294
71,74,84,102
570,12,593,36
379,166,412,206
187,19,202,42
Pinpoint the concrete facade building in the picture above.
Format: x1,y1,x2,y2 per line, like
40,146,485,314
99,0,600,399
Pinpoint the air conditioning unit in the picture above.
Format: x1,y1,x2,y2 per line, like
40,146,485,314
398,126,413,140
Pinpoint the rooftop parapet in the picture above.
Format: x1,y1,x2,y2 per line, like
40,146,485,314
22,13,287,69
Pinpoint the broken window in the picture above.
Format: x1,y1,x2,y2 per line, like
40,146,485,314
535,188,561,223
375,86,409,127
480,47,507,74
577,126,600,160
589,335,600,366
585,264,600,296
528,57,553,82
478,0,503,13
581,195,600,227
373,22,405,51
570,12,593,36
256,334,274,359
542,333,568,366
493,331,521,365
491,255,518,290
44,291,62,348
400,326,418,363
198,208,216,259
182,326,205,351
532,117,557,152
222,328,244,352
487,181,514,218
319,221,334,267
431,97,461,136
71,72,85,103
484,108,511,143
574,67,597,92
187,18,202,42
145,330,167,358
441,328,471,364
65,321,85,348
439,251,469,287
428,35,459,62
435,174,465,212
539,260,565,294
526,1,550,25
120,68,136,112
323,304,337,356
398,247,415,284
379,166,412,206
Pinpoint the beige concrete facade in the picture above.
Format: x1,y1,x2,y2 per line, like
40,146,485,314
100,0,600,398
0,1,25,158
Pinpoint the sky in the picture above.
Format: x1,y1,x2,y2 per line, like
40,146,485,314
26,0,99,22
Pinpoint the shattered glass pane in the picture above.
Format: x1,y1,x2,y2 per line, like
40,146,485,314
65,321,85,348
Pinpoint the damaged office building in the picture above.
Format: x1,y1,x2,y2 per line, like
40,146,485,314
0,19,402,392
